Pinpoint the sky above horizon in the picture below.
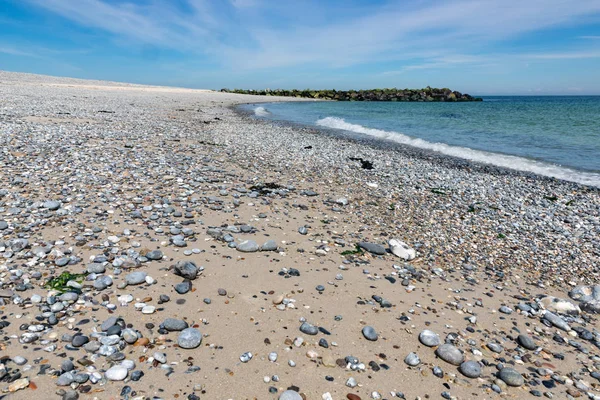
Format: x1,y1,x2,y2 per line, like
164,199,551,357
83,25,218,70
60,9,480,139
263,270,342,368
1,0,600,95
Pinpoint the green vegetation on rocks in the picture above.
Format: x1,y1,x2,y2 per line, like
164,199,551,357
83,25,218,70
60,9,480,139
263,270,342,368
220,87,482,102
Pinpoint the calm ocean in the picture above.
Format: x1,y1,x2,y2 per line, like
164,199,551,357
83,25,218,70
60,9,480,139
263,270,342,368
242,96,600,187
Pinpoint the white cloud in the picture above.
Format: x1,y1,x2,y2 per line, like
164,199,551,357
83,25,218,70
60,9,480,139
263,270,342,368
23,0,600,71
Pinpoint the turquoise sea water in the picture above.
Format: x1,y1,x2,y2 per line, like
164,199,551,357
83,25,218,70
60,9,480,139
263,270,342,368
242,96,600,187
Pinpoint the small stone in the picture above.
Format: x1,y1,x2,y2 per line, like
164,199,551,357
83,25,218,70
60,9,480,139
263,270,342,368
8,377,28,392
300,322,318,335
517,334,537,350
435,344,464,366
279,390,303,400
388,239,416,260
459,360,481,378
43,200,61,210
178,328,202,349
498,367,525,387
237,240,259,252
172,260,199,280
125,271,147,285
105,365,128,381
163,318,188,331
358,242,386,255
261,240,278,251
146,250,163,260
404,352,421,366
419,330,440,347
362,326,378,341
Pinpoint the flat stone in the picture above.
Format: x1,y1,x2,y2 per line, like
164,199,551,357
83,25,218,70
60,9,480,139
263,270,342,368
174,281,191,294
178,328,202,349
299,322,318,335
498,367,524,387
163,318,188,331
404,352,420,366
388,239,416,260
517,334,537,350
0,221,8,230
435,344,464,366
172,260,198,280
279,390,303,400
146,250,163,260
237,240,259,252
358,242,386,255
260,240,278,251
362,325,378,341
105,365,128,381
43,200,61,210
459,361,481,378
125,271,147,285
419,330,440,347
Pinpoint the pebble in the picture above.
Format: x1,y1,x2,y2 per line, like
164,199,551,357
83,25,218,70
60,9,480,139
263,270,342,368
237,240,259,252
125,271,147,285
105,365,128,381
419,329,440,347
459,360,481,378
435,344,464,366
163,318,189,331
300,322,319,335
498,367,525,387
362,326,378,341
404,352,421,366
517,334,537,350
178,328,202,349
358,242,386,255
279,390,303,400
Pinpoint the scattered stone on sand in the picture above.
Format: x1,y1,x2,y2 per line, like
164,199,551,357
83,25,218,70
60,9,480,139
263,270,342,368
178,328,202,349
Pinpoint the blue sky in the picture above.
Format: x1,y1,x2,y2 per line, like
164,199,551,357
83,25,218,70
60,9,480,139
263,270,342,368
1,0,600,94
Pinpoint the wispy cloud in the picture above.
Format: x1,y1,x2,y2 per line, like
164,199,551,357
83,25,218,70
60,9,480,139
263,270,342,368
527,50,600,59
579,35,600,39
0,46,38,57
19,0,600,73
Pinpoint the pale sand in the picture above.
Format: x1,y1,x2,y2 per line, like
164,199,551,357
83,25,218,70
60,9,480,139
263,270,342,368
1,71,598,400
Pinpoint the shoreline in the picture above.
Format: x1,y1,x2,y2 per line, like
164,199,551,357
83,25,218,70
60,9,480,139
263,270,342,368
1,71,599,400
233,102,600,191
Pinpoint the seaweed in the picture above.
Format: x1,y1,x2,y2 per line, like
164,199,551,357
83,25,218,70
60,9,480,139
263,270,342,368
341,244,364,256
45,271,86,293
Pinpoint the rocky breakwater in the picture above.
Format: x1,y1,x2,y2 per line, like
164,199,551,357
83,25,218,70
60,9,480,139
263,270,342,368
220,87,483,101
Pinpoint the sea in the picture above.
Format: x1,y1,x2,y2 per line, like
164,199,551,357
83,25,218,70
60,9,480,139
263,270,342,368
241,96,600,188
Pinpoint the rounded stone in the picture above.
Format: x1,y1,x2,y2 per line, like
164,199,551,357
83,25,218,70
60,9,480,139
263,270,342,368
125,271,147,285
178,328,202,349
459,360,481,378
43,200,61,210
71,335,89,347
498,367,524,387
105,365,128,381
163,318,188,331
146,250,163,260
237,240,259,252
299,322,318,335
435,344,464,366
362,325,378,341
404,352,421,366
279,390,303,400
261,240,278,251
517,334,537,350
419,330,441,347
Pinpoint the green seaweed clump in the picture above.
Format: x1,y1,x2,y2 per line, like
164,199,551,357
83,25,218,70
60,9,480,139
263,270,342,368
45,271,86,293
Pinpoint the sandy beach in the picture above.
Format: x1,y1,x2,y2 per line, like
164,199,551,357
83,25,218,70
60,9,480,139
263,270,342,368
1,71,600,400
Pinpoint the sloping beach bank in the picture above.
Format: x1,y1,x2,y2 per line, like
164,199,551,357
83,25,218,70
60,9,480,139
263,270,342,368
1,72,600,400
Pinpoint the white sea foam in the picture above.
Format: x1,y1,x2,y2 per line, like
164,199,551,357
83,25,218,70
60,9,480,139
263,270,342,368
316,116,600,187
254,106,270,117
